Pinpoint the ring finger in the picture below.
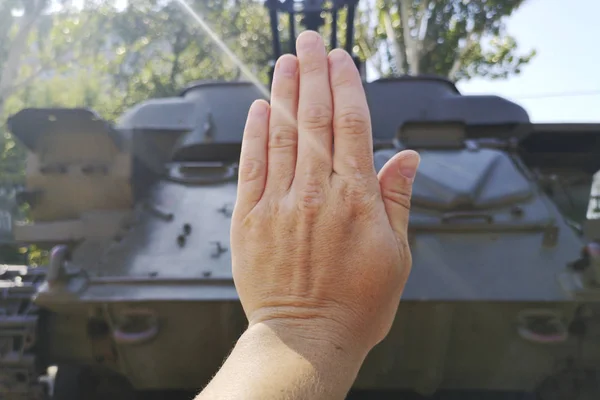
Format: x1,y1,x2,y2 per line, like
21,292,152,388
264,54,300,195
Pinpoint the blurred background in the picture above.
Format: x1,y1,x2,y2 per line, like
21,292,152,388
2,0,598,197
1,2,600,399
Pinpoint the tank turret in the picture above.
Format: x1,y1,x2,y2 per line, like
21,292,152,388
7,108,133,244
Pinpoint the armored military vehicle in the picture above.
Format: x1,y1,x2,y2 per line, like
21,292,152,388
1,0,600,399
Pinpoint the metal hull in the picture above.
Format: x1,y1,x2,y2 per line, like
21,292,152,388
38,298,598,395
31,162,600,395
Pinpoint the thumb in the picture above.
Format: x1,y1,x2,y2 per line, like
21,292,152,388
377,150,420,238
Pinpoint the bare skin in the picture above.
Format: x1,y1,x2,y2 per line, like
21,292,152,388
196,30,420,400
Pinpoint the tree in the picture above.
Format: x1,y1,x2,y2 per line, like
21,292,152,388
73,0,275,115
0,0,278,183
0,0,47,113
0,0,106,183
0,0,539,186
0,0,51,184
365,0,536,82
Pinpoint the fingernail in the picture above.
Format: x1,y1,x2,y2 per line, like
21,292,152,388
296,31,323,52
276,55,297,77
328,49,349,67
399,152,420,180
249,100,268,117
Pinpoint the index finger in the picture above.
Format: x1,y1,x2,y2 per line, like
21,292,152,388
328,49,374,177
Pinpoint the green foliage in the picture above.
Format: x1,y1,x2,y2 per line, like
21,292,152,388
0,0,279,265
26,244,49,267
70,0,275,115
1,0,537,120
366,0,536,81
0,0,277,185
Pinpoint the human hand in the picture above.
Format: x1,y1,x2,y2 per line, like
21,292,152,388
231,30,420,358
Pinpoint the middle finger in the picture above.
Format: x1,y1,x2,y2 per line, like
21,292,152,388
295,31,334,184
264,54,299,196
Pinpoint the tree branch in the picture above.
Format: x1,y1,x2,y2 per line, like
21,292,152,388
0,1,46,100
382,0,405,75
170,27,186,88
371,56,385,77
357,37,384,77
1,67,45,99
448,33,476,81
416,0,430,42
397,0,418,74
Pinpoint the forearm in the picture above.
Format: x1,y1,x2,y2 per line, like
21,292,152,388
195,321,367,400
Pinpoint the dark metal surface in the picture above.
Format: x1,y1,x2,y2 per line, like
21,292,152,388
51,140,581,303
122,78,531,149
7,108,124,153
6,76,600,397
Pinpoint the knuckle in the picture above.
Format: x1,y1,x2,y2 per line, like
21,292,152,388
269,125,297,150
239,200,272,226
341,181,377,216
273,79,296,99
239,157,265,183
303,103,332,131
245,126,265,141
298,177,325,212
382,185,412,212
335,107,369,136
344,181,368,205
331,74,354,90
238,210,266,238
300,58,326,75
338,154,376,177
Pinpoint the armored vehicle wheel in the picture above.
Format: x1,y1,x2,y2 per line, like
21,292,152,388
52,364,136,400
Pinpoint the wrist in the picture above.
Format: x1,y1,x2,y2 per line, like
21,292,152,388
246,306,374,361
242,318,369,381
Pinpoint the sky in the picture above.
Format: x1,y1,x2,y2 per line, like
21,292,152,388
457,0,600,123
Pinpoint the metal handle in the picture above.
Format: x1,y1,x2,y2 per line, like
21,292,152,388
47,245,70,287
167,162,236,185
113,326,158,345
441,211,493,224
516,309,568,344
112,308,159,345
